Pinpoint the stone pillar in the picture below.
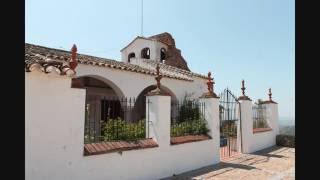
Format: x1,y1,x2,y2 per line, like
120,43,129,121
235,104,242,152
199,97,220,161
264,88,279,135
264,103,279,135
239,99,253,153
145,95,171,148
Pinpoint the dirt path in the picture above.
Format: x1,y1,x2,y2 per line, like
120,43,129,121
162,146,295,180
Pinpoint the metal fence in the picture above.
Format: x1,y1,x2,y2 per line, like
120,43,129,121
219,88,241,159
84,96,149,143
170,100,208,137
252,105,269,129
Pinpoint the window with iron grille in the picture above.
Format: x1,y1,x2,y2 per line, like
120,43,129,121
252,104,269,129
84,96,149,143
170,98,209,137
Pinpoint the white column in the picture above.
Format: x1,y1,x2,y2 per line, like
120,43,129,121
146,95,171,148
265,103,279,135
239,99,253,153
236,104,242,152
199,97,220,161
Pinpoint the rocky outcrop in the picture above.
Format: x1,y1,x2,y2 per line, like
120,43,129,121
149,32,190,71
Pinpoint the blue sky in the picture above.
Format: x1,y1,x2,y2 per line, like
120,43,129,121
26,0,295,120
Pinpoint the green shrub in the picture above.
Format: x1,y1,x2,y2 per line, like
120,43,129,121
171,118,210,137
171,93,209,137
177,93,201,123
100,117,146,141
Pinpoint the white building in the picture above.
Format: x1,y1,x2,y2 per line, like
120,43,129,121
25,32,279,180
26,32,210,139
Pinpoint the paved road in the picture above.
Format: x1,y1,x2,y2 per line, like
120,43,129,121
162,146,295,180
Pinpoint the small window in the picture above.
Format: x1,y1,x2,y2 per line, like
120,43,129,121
160,48,166,61
141,48,150,59
128,53,135,62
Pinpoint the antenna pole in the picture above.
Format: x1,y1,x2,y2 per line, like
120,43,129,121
141,0,143,36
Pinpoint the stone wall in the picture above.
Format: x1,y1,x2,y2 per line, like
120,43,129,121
276,135,295,148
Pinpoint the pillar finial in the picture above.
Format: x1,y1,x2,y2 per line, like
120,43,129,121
241,79,246,96
155,64,162,90
69,44,78,70
238,79,251,101
262,87,277,104
268,88,272,101
207,71,213,93
201,71,218,98
148,64,166,95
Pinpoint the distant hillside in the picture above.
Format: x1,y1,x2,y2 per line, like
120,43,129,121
279,117,295,126
279,125,295,136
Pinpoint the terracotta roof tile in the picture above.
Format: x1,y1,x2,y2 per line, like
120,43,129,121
26,43,208,81
137,59,208,80
25,46,76,77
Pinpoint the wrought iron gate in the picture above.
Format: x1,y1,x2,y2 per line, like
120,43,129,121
219,88,242,159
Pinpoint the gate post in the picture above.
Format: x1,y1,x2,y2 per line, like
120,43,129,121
145,94,171,148
264,103,279,135
199,71,220,161
263,88,279,135
238,80,253,153
199,95,220,161
238,99,253,153
199,97,220,139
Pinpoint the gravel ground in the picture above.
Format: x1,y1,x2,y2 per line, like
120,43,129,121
162,146,295,180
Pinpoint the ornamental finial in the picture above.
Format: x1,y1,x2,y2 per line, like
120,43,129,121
200,71,218,98
241,79,246,96
238,79,251,101
155,64,162,90
207,71,214,93
148,64,164,95
70,44,78,70
268,88,272,101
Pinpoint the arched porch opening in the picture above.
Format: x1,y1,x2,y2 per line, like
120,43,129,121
71,75,126,143
132,85,178,122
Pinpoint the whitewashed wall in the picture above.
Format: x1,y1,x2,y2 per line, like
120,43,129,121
25,72,86,180
121,38,167,62
239,100,279,153
26,72,220,180
75,64,207,101
249,130,277,153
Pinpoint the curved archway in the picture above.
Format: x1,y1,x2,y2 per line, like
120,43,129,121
73,74,125,98
132,85,177,121
128,52,135,63
160,48,166,61
71,75,126,142
141,47,150,59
